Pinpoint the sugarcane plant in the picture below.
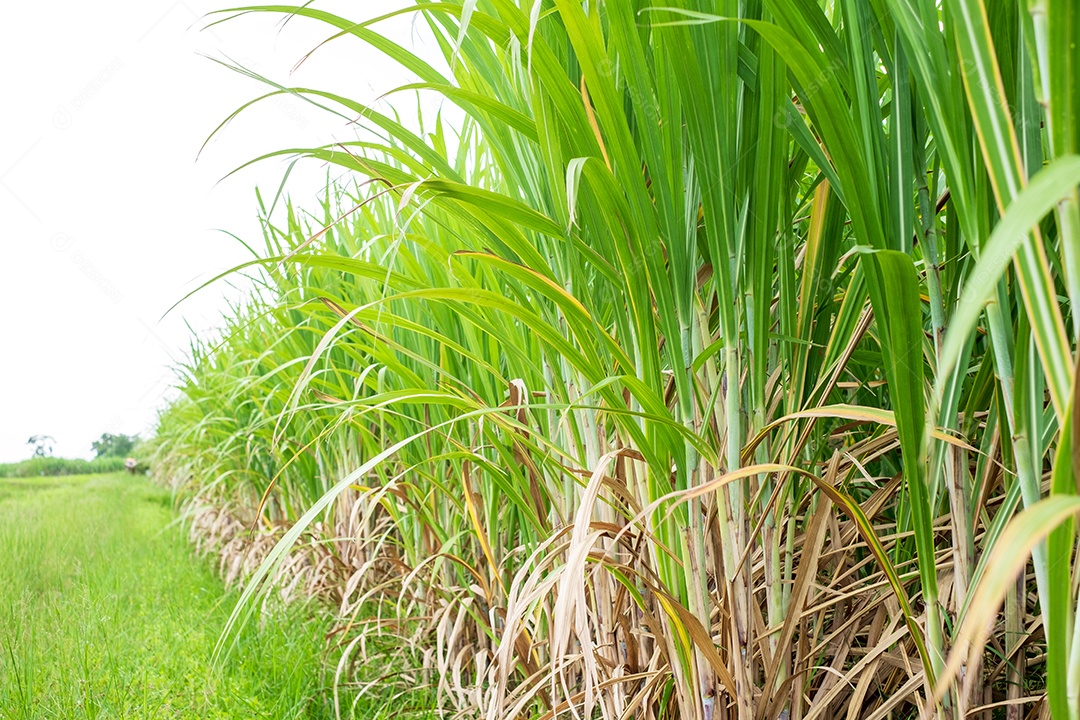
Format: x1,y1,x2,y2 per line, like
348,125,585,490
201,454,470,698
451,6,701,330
154,0,1080,718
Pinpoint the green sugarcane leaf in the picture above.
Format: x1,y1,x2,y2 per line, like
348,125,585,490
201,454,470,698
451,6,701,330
937,155,1080,393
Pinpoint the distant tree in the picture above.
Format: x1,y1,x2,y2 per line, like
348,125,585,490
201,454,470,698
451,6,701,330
91,432,138,459
27,435,56,458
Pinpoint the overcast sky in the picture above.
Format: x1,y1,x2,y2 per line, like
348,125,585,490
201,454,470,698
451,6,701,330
0,1,438,461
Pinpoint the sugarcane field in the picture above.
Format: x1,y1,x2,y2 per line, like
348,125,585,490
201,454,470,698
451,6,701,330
2,2,1080,719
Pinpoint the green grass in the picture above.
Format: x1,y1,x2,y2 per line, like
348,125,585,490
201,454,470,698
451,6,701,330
0,472,342,719
0,456,126,478
0,474,91,503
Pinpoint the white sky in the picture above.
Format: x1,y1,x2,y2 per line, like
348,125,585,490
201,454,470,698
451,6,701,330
0,1,441,461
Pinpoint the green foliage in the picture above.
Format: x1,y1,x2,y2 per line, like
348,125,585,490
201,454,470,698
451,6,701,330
0,456,126,478
91,432,139,458
0,473,424,719
153,1,1080,718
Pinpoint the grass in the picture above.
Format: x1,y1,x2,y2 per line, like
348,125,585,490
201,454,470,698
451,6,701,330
0,472,346,719
0,474,89,503
0,456,126,478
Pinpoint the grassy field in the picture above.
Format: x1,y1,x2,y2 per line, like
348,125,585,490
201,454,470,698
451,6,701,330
0,456,126,479
0,472,342,719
